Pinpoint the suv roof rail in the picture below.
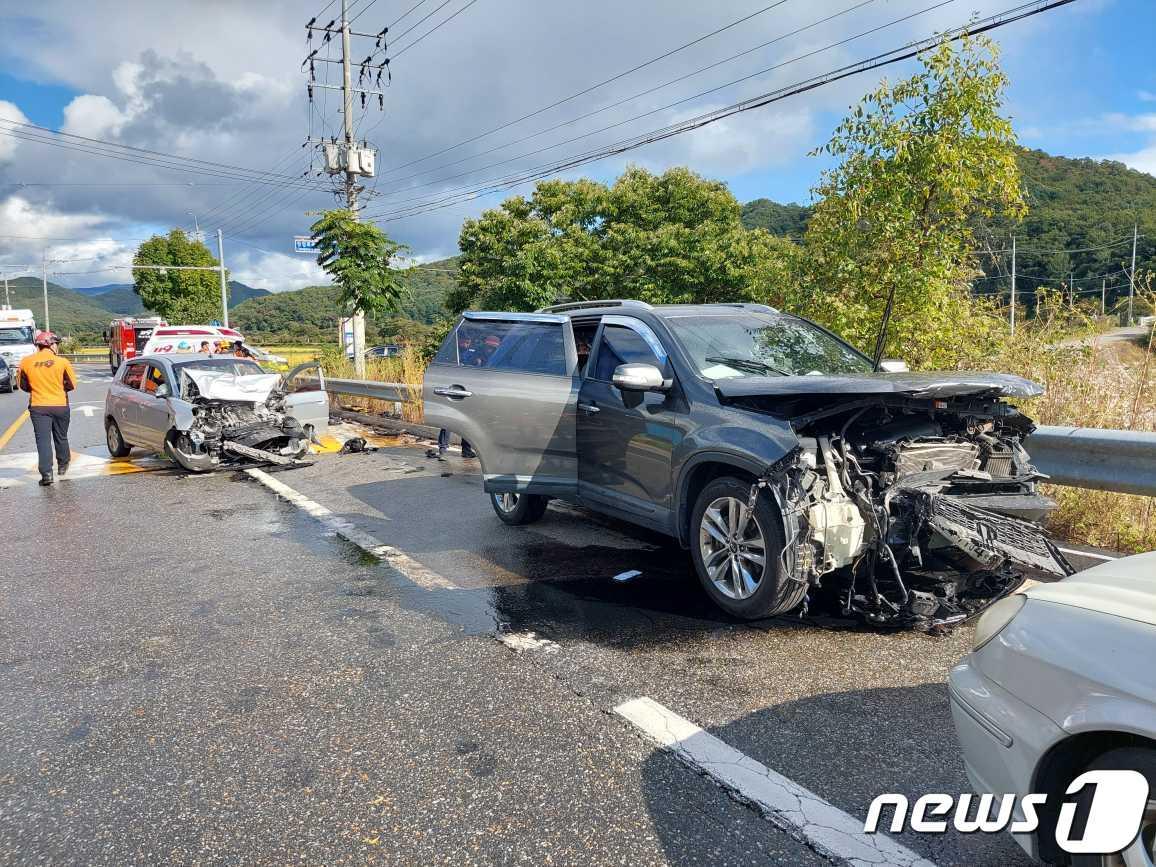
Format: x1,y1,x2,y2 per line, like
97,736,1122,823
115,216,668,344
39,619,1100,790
536,299,653,313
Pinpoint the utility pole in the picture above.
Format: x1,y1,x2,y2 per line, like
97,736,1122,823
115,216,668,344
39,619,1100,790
1069,271,1074,308
1102,278,1106,317
41,252,49,332
216,228,230,328
2,272,9,307
1009,235,1016,336
340,0,367,377
1128,223,1138,325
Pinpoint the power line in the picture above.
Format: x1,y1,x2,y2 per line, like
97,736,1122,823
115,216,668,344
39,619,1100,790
361,0,1080,224
374,0,881,189
362,0,964,218
392,0,480,58
380,0,798,176
388,0,433,28
0,119,328,188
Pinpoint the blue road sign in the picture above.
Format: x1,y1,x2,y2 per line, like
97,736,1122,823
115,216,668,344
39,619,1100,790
293,236,318,254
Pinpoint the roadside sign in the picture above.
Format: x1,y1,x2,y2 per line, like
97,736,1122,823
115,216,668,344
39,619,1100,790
293,236,318,254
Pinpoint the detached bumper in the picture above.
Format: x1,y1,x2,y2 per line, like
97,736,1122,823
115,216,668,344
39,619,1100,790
948,658,1066,859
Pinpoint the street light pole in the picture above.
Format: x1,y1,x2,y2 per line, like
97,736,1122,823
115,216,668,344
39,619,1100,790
216,229,230,328
41,251,49,332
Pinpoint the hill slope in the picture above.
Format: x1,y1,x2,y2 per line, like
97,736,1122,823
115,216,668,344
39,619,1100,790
231,257,460,342
739,149,1156,301
70,280,269,317
3,277,115,340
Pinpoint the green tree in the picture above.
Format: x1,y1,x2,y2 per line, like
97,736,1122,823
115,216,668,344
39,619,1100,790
310,208,409,318
454,166,797,313
801,35,1025,367
132,229,223,323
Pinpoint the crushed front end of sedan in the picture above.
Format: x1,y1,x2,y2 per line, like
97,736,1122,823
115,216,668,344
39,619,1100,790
166,368,312,472
718,373,1074,629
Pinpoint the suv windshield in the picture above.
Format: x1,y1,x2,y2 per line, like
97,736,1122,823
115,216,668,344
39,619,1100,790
665,312,872,379
0,327,33,345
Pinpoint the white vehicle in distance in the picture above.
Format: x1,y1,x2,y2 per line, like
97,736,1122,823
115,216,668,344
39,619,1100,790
949,551,1156,865
139,324,246,357
0,307,37,371
247,345,288,366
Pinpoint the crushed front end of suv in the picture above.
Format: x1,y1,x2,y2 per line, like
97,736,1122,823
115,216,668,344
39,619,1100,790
423,302,1072,628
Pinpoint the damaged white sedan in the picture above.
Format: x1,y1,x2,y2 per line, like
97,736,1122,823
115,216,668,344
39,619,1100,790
104,354,329,472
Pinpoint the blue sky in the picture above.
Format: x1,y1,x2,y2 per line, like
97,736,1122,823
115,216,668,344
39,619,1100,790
1,0,1153,289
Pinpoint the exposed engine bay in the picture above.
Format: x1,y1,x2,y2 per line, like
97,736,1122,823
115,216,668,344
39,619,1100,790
167,369,312,472
742,391,1074,628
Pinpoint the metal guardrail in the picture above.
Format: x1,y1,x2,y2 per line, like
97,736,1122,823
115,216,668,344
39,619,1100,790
1027,426,1156,497
316,377,1156,497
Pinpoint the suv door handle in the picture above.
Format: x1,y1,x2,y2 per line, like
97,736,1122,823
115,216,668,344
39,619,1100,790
433,385,473,399
577,400,600,414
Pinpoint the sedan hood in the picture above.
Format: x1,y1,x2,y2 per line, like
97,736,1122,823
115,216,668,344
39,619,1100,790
1027,552,1156,627
183,369,281,403
714,371,1043,401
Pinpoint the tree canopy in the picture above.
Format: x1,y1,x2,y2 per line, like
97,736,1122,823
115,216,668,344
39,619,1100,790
311,209,409,317
453,166,796,313
132,229,223,324
799,34,1024,366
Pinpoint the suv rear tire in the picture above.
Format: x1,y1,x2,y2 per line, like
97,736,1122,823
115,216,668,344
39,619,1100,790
490,492,549,525
690,476,805,620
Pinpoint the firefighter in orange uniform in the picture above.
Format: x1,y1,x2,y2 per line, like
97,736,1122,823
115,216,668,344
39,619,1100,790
18,331,77,487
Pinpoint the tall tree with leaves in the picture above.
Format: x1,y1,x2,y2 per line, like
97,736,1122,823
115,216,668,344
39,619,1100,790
311,208,409,373
801,35,1025,368
454,167,797,313
132,229,223,323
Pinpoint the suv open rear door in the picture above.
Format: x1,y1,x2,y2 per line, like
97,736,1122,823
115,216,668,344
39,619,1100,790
423,312,578,498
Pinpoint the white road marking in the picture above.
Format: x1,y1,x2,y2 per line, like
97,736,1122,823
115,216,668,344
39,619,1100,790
76,405,96,417
615,697,937,867
1057,546,1117,562
245,467,456,590
497,631,560,653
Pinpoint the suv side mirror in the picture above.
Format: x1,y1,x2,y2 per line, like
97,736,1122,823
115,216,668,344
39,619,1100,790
878,359,909,373
612,363,669,392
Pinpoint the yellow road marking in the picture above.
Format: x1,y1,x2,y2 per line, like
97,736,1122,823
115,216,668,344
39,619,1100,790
312,434,344,454
0,411,29,452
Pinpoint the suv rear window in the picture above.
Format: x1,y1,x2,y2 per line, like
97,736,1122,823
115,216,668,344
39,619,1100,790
455,319,566,376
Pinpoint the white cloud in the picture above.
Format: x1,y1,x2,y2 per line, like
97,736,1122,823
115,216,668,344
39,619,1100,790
1105,143,1156,177
0,100,30,162
61,94,127,138
228,248,327,293
1139,90,1156,103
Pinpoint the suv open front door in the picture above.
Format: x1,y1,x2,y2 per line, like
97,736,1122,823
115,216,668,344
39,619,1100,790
422,312,578,498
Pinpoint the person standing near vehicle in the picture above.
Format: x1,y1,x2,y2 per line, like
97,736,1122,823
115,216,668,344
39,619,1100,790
18,331,76,487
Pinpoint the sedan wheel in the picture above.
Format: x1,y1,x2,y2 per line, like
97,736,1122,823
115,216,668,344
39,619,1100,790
489,491,549,526
698,495,767,600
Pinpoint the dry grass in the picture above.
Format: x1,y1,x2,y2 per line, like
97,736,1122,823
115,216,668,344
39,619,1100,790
322,345,426,422
980,298,1156,553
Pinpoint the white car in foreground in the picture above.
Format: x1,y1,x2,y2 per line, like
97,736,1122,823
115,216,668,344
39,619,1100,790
950,552,1156,865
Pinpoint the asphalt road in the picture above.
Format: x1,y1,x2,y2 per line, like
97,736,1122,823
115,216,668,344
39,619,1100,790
0,366,1113,865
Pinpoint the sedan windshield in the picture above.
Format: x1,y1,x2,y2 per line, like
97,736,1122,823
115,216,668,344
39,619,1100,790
665,313,872,380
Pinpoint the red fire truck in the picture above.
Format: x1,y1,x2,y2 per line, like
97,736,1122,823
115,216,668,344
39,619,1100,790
104,317,168,374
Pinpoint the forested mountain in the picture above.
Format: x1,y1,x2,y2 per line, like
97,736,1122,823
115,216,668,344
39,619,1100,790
739,149,1156,308
69,280,269,316
739,199,811,237
230,257,459,343
3,277,115,340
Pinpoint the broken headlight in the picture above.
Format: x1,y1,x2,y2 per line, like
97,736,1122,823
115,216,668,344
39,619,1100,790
188,430,205,446
972,593,1026,651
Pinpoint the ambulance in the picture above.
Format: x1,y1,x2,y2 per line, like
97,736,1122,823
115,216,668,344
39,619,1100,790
0,307,37,372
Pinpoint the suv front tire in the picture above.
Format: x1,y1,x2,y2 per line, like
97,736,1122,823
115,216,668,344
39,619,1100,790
490,491,549,525
690,476,806,619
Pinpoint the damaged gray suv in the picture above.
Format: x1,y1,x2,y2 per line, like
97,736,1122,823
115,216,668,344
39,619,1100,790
423,301,1072,626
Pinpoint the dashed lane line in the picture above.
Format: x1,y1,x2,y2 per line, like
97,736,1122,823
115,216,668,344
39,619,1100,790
614,697,937,867
245,467,456,591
